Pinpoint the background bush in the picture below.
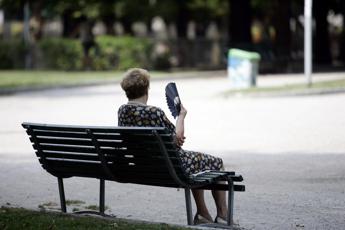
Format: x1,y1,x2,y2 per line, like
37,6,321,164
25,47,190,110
0,36,172,71
39,38,83,70
0,39,26,69
92,36,152,70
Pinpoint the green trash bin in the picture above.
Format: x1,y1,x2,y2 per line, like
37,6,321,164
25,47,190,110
228,49,261,88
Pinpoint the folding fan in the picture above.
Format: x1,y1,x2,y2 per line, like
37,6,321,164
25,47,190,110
165,82,181,119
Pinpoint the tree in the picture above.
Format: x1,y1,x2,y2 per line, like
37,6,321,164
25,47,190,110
228,0,252,48
271,0,292,69
176,0,189,38
116,0,153,35
313,0,332,64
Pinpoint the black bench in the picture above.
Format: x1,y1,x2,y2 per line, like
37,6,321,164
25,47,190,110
22,122,245,226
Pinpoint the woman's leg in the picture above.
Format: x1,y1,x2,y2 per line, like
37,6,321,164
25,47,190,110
191,189,212,221
212,164,228,219
211,189,228,219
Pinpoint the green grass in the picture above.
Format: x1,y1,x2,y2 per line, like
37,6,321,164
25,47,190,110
65,200,86,206
0,70,197,90
40,202,59,207
0,71,123,89
84,205,109,211
0,207,191,230
0,70,208,91
224,78,345,96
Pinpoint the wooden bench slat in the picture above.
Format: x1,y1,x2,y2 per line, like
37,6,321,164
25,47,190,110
33,144,179,158
119,179,181,188
198,184,246,192
40,151,182,166
43,151,101,161
116,155,179,163
31,131,174,142
34,144,98,154
43,160,107,176
197,172,242,181
23,123,168,134
106,149,179,157
31,137,175,149
31,138,176,151
113,173,184,182
29,130,173,142
229,175,244,182
111,157,182,168
111,164,184,174
38,148,180,161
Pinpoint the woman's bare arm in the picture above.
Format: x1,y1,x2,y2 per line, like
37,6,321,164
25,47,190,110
176,104,187,147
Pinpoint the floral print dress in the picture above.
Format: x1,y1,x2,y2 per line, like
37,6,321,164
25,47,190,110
118,103,223,175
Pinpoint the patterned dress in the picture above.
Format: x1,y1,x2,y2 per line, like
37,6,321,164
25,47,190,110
117,103,223,175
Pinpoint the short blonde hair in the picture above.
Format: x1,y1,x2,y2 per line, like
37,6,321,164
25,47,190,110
121,68,150,99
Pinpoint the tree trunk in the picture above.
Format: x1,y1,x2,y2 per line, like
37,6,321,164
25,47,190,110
228,0,252,48
62,9,78,38
338,1,345,64
271,0,292,69
103,15,116,35
31,0,44,41
176,0,188,38
121,18,133,35
313,0,331,65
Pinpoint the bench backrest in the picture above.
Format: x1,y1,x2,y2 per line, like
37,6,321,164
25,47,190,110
22,122,189,188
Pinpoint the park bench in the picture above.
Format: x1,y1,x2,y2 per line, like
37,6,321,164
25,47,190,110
22,122,245,227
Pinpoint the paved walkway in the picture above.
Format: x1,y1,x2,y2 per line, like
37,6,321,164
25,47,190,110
1,72,345,229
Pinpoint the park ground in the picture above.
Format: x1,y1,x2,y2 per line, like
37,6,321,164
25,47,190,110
0,71,345,229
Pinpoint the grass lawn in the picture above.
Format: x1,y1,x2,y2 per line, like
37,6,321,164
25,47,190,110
0,207,190,230
224,78,345,96
0,71,123,89
0,70,181,90
0,70,203,91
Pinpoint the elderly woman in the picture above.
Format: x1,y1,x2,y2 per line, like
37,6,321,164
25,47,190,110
118,68,228,225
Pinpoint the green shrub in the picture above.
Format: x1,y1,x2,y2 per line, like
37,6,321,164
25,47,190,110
39,38,83,70
0,39,26,69
0,36,170,71
93,36,153,70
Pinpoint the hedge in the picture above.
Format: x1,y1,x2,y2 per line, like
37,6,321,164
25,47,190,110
0,39,26,69
0,36,160,71
39,38,83,70
92,36,153,70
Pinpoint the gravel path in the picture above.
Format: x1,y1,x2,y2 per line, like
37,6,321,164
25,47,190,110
1,72,345,229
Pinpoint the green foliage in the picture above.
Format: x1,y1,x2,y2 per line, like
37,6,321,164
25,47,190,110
0,36,159,71
188,0,228,21
93,36,152,70
39,38,83,70
0,39,26,69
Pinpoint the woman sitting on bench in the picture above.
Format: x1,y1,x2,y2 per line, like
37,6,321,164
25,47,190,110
118,68,228,225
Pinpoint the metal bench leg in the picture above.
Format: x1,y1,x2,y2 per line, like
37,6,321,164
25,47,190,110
184,188,193,225
57,177,67,213
99,179,105,215
227,180,234,226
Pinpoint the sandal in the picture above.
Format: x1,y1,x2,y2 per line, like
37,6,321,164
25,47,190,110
214,216,227,225
193,214,212,225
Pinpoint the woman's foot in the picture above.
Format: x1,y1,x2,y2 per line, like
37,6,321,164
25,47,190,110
193,213,213,225
214,216,227,225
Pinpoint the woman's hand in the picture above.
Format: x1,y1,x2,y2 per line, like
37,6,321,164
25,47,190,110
176,135,186,147
179,104,187,118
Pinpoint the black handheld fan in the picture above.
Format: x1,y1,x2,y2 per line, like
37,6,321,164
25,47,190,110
165,82,181,119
